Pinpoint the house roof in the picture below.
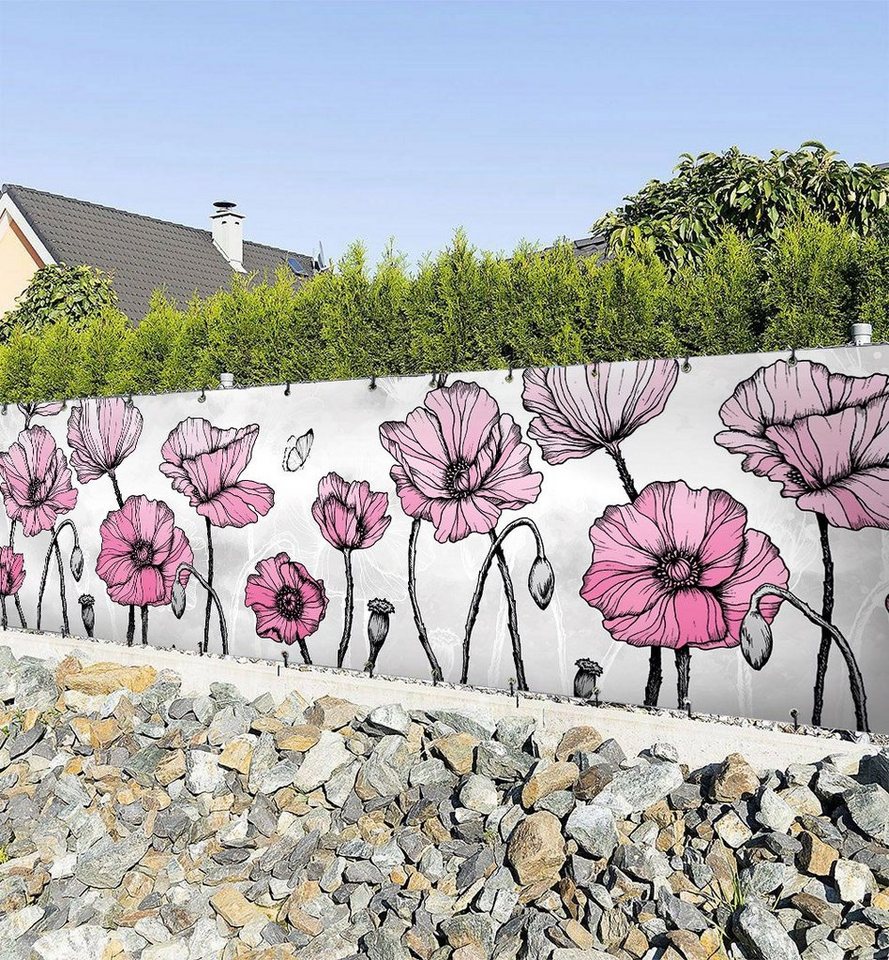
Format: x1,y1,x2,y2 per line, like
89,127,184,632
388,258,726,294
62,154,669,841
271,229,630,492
1,184,315,319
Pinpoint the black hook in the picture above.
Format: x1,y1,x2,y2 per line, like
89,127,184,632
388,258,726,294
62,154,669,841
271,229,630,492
590,361,599,378
126,392,133,407
1,404,6,415
429,373,438,387
437,372,448,388
788,348,798,367
685,698,693,719
369,375,377,390
790,708,799,731
284,382,291,396
682,357,692,373
506,367,513,383
282,650,289,668
198,387,206,403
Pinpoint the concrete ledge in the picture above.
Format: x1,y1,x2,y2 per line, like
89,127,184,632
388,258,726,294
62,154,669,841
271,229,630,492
0,628,878,771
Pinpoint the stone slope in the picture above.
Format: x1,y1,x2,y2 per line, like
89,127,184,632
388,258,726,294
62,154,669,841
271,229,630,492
0,647,886,960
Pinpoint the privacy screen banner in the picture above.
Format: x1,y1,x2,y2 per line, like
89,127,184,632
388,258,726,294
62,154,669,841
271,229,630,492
1,345,887,733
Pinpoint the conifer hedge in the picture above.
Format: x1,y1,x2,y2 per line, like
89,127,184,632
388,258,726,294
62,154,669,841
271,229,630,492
0,217,887,402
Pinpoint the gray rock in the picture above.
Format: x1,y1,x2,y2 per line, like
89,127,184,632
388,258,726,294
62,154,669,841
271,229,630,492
657,888,710,933
565,803,618,859
612,843,671,881
7,722,45,759
293,731,352,792
595,762,685,816
185,749,224,795
365,703,411,736
845,783,889,842
75,831,150,888
475,740,534,780
460,774,499,814
733,901,802,960
757,787,797,834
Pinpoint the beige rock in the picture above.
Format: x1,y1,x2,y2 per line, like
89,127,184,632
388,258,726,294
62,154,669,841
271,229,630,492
210,886,264,927
275,724,321,752
64,663,157,695
304,695,358,730
154,750,186,786
432,732,479,775
70,716,121,749
555,726,603,761
506,810,566,885
711,753,760,803
522,762,580,809
797,830,839,876
218,738,254,775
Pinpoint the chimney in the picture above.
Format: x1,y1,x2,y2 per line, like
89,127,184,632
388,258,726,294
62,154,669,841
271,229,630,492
211,201,246,272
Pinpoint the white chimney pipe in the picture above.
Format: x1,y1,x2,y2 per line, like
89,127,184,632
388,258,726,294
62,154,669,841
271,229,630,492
211,201,246,273
851,323,873,346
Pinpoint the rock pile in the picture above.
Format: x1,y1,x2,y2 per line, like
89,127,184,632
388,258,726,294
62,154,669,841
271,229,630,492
0,647,886,960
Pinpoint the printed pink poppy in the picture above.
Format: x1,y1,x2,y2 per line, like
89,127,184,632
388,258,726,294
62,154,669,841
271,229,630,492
716,359,889,530
379,380,542,543
0,547,25,597
96,495,193,607
522,360,679,464
581,480,788,650
0,426,78,536
67,397,144,484
245,552,328,645
160,418,275,528
311,471,391,551
17,402,65,427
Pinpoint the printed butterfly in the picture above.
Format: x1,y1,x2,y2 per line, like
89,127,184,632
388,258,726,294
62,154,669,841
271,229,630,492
282,429,314,472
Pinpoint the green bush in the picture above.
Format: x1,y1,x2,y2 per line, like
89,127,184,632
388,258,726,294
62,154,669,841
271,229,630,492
0,217,885,404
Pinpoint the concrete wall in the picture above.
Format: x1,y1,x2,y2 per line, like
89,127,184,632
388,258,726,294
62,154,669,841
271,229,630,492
0,627,876,772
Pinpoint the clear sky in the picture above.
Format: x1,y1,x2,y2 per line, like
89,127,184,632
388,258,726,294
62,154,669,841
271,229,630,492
1,1,886,266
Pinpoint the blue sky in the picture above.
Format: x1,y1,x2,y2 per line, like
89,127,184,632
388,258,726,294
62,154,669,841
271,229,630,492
1,1,886,266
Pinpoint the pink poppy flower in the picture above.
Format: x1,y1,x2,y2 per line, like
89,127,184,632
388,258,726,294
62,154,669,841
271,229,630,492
245,552,328,645
716,359,889,529
96,495,193,607
0,426,78,536
581,480,788,650
0,547,25,597
67,397,144,484
522,360,679,464
160,418,275,528
379,381,542,543
18,401,65,427
311,472,391,551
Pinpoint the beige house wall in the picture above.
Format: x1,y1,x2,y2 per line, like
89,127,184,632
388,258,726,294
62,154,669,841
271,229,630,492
0,213,44,316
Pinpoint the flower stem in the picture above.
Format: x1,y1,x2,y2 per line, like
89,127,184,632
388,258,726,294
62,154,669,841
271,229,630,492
204,517,214,656
37,520,78,633
749,583,868,732
1,598,7,630
607,443,663,708
8,520,26,629
812,513,834,727
172,562,229,656
489,528,527,692
297,637,312,665
462,517,545,685
407,518,443,682
676,648,691,708
127,606,135,646
336,549,354,668
141,605,149,646
110,472,124,509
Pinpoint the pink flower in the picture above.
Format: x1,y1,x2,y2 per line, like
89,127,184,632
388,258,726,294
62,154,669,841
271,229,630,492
160,418,275,528
96,495,193,607
67,397,143,484
379,381,542,543
0,547,25,596
580,480,788,650
716,359,889,530
522,360,679,464
18,401,65,427
311,472,391,551
245,552,328,645
0,426,78,536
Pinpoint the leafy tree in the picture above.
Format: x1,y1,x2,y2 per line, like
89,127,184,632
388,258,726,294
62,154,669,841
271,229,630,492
1,263,118,339
0,328,40,402
594,143,889,271
114,291,182,394
71,309,131,397
30,319,82,400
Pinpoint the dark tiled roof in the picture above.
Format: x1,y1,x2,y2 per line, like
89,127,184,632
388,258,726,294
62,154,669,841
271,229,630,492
2,184,315,319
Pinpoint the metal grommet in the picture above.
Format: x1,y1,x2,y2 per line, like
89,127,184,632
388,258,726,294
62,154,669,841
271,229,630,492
369,375,377,390
284,382,291,396
788,348,798,367
505,367,513,383
681,357,692,373
197,387,207,403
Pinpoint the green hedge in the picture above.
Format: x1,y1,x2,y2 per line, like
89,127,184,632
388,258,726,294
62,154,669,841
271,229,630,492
1,216,887,402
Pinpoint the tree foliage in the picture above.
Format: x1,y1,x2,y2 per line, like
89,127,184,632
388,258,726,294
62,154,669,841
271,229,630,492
1,263,118,339
594,143,889,271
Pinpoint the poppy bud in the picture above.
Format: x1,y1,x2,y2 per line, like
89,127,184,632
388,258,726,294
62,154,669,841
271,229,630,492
528,554,555,609
740,608,772,670
573,657,603,700
79,594,95,637
70,546,84,581
171,581,187,620
365,598,394,676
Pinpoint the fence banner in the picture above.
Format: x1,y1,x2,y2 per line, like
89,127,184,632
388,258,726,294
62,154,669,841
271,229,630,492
1,345,886,732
